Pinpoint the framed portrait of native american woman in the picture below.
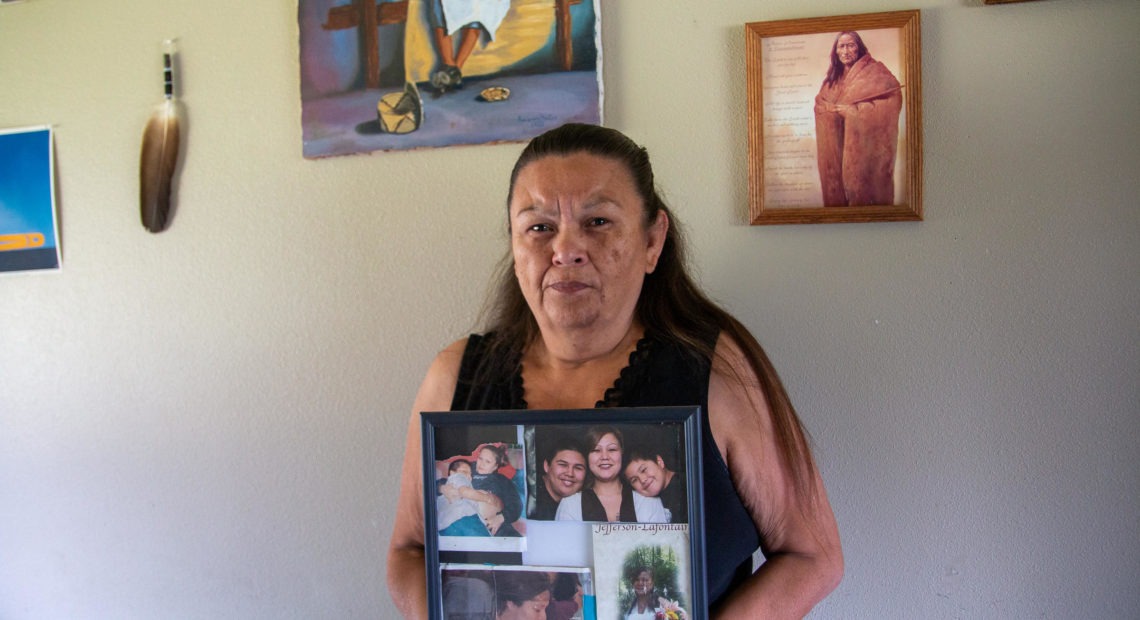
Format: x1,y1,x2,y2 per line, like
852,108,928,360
745,10,923,225
421,406,707,620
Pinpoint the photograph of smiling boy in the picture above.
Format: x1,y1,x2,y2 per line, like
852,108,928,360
622,445,687,525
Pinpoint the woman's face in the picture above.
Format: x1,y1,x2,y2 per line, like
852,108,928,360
588,432,622,482
836,34,860,66
499,590,551,620
476,448,499,475
508,153,668,337
632,570,654,597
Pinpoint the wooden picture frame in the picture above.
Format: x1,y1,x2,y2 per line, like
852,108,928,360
746,10,923,225
421,406,707,620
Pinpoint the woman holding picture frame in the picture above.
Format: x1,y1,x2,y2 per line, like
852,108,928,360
389,123,843,618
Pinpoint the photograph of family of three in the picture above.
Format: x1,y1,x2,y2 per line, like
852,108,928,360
528,424,688,526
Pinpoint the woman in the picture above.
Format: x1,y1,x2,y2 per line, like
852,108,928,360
388,123,843,617
813,30,903,207
554,426,666,522
495,571,552,620
468,444,523,536
624,567,658,620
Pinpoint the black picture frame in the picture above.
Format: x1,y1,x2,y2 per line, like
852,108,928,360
421,406,707,620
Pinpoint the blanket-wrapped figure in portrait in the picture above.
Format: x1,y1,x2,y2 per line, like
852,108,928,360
814,30,903,207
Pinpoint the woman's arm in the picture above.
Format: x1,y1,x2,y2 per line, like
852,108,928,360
458,485,503,509
491,473,523,523
386,339,466,620
707,334,844,619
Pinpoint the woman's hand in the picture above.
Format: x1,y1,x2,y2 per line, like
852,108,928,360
482,511,506,535
814,99,840,115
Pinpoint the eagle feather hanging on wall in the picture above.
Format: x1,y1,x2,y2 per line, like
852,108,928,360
140,40,182,233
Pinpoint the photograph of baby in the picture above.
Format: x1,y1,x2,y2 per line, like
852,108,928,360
527,423,688,525
434,441,528,553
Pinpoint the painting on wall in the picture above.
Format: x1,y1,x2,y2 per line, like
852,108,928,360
298,0,602,158
745,10,923,225
0,126,60,274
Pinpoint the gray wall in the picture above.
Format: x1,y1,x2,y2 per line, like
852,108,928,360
1,1,1137,618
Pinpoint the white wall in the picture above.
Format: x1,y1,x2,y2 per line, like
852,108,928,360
2,1,1137,618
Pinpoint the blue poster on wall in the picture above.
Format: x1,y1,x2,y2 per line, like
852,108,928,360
0,126,60,274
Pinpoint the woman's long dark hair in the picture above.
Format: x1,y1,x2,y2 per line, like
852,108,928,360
477,443,509,470
494,570,551,615
481,123,819,505
824,31,868,87
625,566,656,614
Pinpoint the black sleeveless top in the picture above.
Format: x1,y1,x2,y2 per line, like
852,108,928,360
450,332,762,607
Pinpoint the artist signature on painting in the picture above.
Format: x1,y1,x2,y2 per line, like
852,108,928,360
518,113,557,128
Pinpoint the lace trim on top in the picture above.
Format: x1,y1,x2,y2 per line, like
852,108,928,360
596,337,653,408
515,337,654,410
